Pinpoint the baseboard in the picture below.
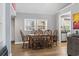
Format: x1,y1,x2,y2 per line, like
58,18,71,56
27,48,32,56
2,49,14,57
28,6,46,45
15,42,23,44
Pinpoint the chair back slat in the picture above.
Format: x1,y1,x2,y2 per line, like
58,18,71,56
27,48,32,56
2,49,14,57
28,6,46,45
44,30,52,35
34,29,43,35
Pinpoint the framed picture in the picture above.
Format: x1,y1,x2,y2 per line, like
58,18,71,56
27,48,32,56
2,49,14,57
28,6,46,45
73,12,79,29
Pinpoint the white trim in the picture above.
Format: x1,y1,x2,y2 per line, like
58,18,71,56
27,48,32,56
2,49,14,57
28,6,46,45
15,42,23,44
58,11,72,42
57,3,75,13
60,11,71,16
58,14,62,43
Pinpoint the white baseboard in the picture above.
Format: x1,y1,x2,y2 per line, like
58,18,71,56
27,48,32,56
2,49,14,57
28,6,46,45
15,42,23,44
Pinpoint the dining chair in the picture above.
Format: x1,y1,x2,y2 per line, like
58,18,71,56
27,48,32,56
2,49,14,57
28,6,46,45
44,30,53,48
38,29,43,35
53,29,58,46
34,30,38,35
31,36,41,49
39,35,45,49
20,30,29,48
34,29,43,35
44,30,52,35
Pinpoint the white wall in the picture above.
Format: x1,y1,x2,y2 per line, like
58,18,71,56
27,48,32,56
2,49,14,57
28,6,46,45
0,3,11,56
15,13,56,43
0,3,6,51
5,3,11,55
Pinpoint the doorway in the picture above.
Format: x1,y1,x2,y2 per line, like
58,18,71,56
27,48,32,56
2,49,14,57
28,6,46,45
59,11,72,43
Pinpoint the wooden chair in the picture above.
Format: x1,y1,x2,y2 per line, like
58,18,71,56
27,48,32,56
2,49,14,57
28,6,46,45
38,29,43,34
34,29,43,35
53,29,58,46
39,35,45,49
44,30,53,48
31,36,41,49
44,30,52,35
20,30,29,48
34,30,38,35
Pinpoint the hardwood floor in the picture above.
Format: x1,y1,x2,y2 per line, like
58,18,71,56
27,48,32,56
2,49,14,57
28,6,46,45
11,42,67,56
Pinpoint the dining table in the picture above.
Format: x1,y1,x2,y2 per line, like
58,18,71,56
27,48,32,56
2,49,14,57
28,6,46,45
26,34,54,49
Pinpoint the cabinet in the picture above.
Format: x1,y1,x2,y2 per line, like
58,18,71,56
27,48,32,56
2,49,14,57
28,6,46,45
61,32,67,41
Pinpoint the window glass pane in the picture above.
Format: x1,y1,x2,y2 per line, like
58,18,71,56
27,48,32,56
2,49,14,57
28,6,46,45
24,19,47,33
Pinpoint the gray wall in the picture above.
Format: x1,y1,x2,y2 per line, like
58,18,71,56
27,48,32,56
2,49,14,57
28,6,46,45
15,13,56,43
11,17,15,41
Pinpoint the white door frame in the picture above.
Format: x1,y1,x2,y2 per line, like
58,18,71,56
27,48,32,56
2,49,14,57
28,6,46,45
58,11,72,43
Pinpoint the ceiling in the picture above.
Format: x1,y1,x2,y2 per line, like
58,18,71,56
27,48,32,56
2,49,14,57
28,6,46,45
16,3,71,15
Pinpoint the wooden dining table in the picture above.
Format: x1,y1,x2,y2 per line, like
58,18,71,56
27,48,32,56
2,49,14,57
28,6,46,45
26,34,54,49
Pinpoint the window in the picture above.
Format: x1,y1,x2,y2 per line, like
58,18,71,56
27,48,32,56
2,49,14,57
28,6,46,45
24,19,47,32
37,19,47,30
24,19,36,31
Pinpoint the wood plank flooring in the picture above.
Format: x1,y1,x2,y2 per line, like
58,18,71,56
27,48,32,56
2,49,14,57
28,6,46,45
11,42,67,56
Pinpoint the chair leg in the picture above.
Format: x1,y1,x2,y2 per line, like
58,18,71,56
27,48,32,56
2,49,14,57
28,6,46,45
26,43,28,48
56,42,57,46
32,43,36,49
49,44,52,48
53,40,57,46
22,43,24,48
50,43,52,48
53,42,57,46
